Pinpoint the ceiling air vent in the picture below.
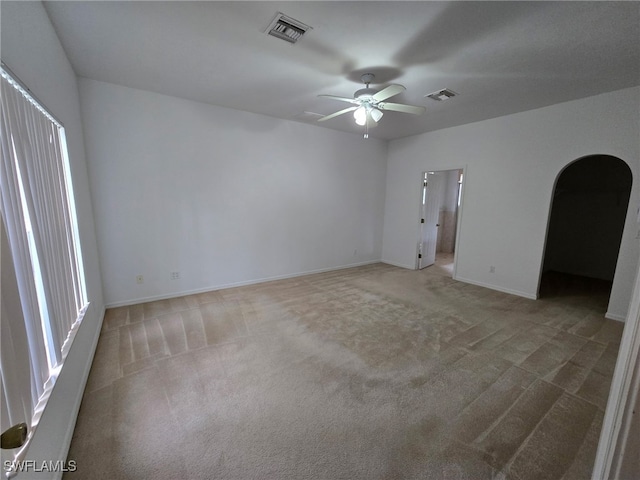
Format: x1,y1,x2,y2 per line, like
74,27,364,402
266,13,311,44
425,88,458,101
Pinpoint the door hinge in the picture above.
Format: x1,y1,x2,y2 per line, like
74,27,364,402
421,218,425,223
418,254,422,259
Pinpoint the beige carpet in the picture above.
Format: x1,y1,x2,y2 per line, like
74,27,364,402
65,259,624,479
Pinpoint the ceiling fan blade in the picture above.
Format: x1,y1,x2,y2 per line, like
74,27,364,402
317,106,358,122
377,102,426,115
372,84,405,102
318,94,359,104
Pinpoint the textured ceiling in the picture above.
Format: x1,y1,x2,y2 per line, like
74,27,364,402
43,1,640,140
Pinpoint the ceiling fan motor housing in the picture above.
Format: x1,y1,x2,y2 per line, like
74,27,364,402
355,88,377,101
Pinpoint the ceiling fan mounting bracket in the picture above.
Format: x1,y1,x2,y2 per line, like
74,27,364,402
356,74,377,103
360,73,375,86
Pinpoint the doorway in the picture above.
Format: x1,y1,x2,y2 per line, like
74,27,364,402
540,155,632,302
417,169,464,276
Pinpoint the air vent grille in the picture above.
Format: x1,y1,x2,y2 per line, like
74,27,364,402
425,88,458,101
266,13,311,44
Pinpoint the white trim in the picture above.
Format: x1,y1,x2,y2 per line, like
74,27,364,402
612,360,640,479
605,311,627,323
453,275,539,300
592,264,640,480
451,166,468,281
105,260,381,308
381,260,416,270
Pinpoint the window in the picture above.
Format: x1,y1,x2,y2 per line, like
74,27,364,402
1,65,88,474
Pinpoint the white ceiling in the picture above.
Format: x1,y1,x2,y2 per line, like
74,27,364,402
43,1,640,140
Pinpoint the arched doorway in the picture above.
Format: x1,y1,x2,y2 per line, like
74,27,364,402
540,155,632,302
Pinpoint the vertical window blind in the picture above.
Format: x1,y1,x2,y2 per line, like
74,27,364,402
1,65,88,477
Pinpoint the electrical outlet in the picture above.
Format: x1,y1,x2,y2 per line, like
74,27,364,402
136,275,144,284
170,271,180,280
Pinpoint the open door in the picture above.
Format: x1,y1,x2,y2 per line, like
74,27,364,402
418,172,443,269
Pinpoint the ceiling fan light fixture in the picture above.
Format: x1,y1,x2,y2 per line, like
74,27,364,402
370,108,383,122
354,106,367,125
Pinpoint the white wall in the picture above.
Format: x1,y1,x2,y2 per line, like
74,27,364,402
1,1,105,477
79,79,388,306
382,87,640,320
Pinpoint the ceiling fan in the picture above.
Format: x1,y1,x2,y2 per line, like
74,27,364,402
317,73,426,138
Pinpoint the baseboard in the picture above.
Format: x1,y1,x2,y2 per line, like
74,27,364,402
453,275,538,300
605,311,627,322
106,260,381,308
380,260,416,270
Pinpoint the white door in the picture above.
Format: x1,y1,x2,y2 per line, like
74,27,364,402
419,172,443,269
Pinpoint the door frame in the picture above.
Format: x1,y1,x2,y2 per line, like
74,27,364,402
415,166,467,278
593,267,640,479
